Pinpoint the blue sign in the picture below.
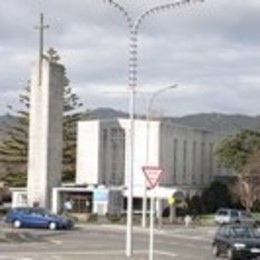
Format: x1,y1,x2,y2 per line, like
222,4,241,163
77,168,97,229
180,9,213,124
94,190,109,202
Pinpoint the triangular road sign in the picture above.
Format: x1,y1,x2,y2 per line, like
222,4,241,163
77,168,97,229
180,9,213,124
142,166,164,189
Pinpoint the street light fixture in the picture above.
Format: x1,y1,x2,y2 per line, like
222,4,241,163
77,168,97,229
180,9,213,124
142,83,178,228
101,0,204,257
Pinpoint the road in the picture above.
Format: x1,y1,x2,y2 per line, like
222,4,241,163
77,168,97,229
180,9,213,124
0,223,217,259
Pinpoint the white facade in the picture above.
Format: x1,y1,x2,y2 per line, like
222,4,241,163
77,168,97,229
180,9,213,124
76,119,223,194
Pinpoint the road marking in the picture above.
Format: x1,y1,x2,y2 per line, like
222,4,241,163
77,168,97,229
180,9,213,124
155,250,177,258
0,250,147,257
0,251,176,260
0,255,33,260
47,239,63,245
159,232,212,242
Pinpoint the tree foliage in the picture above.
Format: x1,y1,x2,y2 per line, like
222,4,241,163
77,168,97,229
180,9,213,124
215,129,260,211
201,181,233,213
215,129,260,172
0,49,84,186
231,150,260,211
0,85,30,185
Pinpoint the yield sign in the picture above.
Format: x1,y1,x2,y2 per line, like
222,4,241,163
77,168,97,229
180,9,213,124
142,166,164,189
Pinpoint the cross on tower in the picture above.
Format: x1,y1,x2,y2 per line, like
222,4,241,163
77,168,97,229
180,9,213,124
35,13,50,86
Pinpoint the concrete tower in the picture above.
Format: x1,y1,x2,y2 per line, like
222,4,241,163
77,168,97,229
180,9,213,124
27,51,64,209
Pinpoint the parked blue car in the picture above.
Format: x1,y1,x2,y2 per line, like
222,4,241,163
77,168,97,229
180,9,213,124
5,207,74,230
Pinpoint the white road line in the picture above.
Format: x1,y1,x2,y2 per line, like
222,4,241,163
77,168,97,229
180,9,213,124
138,236,209,251
158,232,212,242
155,250,177,258
0,250,145,256
0,258,33,260
0,249,177,259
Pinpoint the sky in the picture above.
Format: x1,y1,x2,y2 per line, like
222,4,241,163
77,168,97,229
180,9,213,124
1,0,260,117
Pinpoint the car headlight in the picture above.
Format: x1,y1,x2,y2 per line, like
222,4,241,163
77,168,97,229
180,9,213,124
234,243,246,249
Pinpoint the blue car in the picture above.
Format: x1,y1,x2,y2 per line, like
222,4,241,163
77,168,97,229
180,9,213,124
5,207,74,230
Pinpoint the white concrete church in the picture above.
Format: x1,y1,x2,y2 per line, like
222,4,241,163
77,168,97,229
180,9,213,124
76,118,224,192
10,44,229,216
50,118,227,215
13,115,228,215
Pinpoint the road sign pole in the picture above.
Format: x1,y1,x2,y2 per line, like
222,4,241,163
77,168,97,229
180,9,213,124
142,165,164,260
149,190,155,260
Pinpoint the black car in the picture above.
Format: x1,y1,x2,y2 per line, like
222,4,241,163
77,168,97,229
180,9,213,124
212,223,260,260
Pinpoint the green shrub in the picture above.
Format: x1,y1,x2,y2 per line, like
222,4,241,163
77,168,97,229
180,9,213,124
87,213,98,223
106,213,122,223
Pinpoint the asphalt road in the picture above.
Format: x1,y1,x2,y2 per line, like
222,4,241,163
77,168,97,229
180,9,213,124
0,223,217,260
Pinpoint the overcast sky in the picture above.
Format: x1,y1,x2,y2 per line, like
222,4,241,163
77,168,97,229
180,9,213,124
1,0,260,117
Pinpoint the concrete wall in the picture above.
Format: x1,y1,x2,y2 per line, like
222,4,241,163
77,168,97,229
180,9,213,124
76,121,100,184
159,121,220,189
27,58,64,209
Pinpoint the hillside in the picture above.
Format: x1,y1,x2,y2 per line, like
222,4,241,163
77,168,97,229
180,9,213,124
167,113,260,133
83,108,260,133
1,109,260,137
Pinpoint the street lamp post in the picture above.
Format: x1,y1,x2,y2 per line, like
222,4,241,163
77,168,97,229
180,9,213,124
142,84,178,228
101,0,204,257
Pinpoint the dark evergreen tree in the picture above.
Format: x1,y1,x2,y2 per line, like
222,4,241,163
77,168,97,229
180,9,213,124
0,49,84,186
62,75,83,182
0,85,30,186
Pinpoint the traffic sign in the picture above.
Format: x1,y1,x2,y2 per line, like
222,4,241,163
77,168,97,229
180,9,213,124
167,196,176,206
142,166,164,189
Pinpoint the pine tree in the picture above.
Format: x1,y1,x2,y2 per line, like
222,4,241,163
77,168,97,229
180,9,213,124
62,75,83,182
0,49,84,186
0,84,30,186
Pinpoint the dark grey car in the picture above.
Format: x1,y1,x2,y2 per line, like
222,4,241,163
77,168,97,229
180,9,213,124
212,224,260,260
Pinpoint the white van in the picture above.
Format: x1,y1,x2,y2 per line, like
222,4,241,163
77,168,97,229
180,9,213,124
215,208,256,225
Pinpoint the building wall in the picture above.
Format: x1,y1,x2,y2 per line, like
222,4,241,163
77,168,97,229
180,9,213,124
77,120,126,186
159,121,220,189
76,119,223,193
76,121,100,184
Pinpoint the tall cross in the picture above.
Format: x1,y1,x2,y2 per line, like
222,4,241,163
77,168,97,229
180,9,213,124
35,13,50,86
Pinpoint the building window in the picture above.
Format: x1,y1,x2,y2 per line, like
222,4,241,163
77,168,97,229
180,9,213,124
101,129,108,184
63,192,93,213
209,142,214,177
173,138,178,184
183,140,187,183
109,128,125,185
201,142,205,184
192,141,197,184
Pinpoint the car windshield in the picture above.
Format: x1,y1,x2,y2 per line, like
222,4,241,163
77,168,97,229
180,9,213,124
217,210,228,216
230,226,260,239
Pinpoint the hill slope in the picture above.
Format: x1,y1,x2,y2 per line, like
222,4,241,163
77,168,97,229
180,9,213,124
84,108,260,133
1,109,260,137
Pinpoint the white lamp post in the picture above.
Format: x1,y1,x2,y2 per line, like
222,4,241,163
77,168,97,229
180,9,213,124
101,0,204,257
142,83,178,228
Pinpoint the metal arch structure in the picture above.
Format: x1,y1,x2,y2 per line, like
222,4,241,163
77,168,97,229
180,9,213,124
101,0,205,257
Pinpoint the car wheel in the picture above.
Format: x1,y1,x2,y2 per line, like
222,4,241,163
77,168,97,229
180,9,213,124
13,220,22,228
212,244,220,257
49,222,57,230
227,247,235,260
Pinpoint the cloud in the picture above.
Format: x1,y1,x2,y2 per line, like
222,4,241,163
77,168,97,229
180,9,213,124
0,0,260,117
